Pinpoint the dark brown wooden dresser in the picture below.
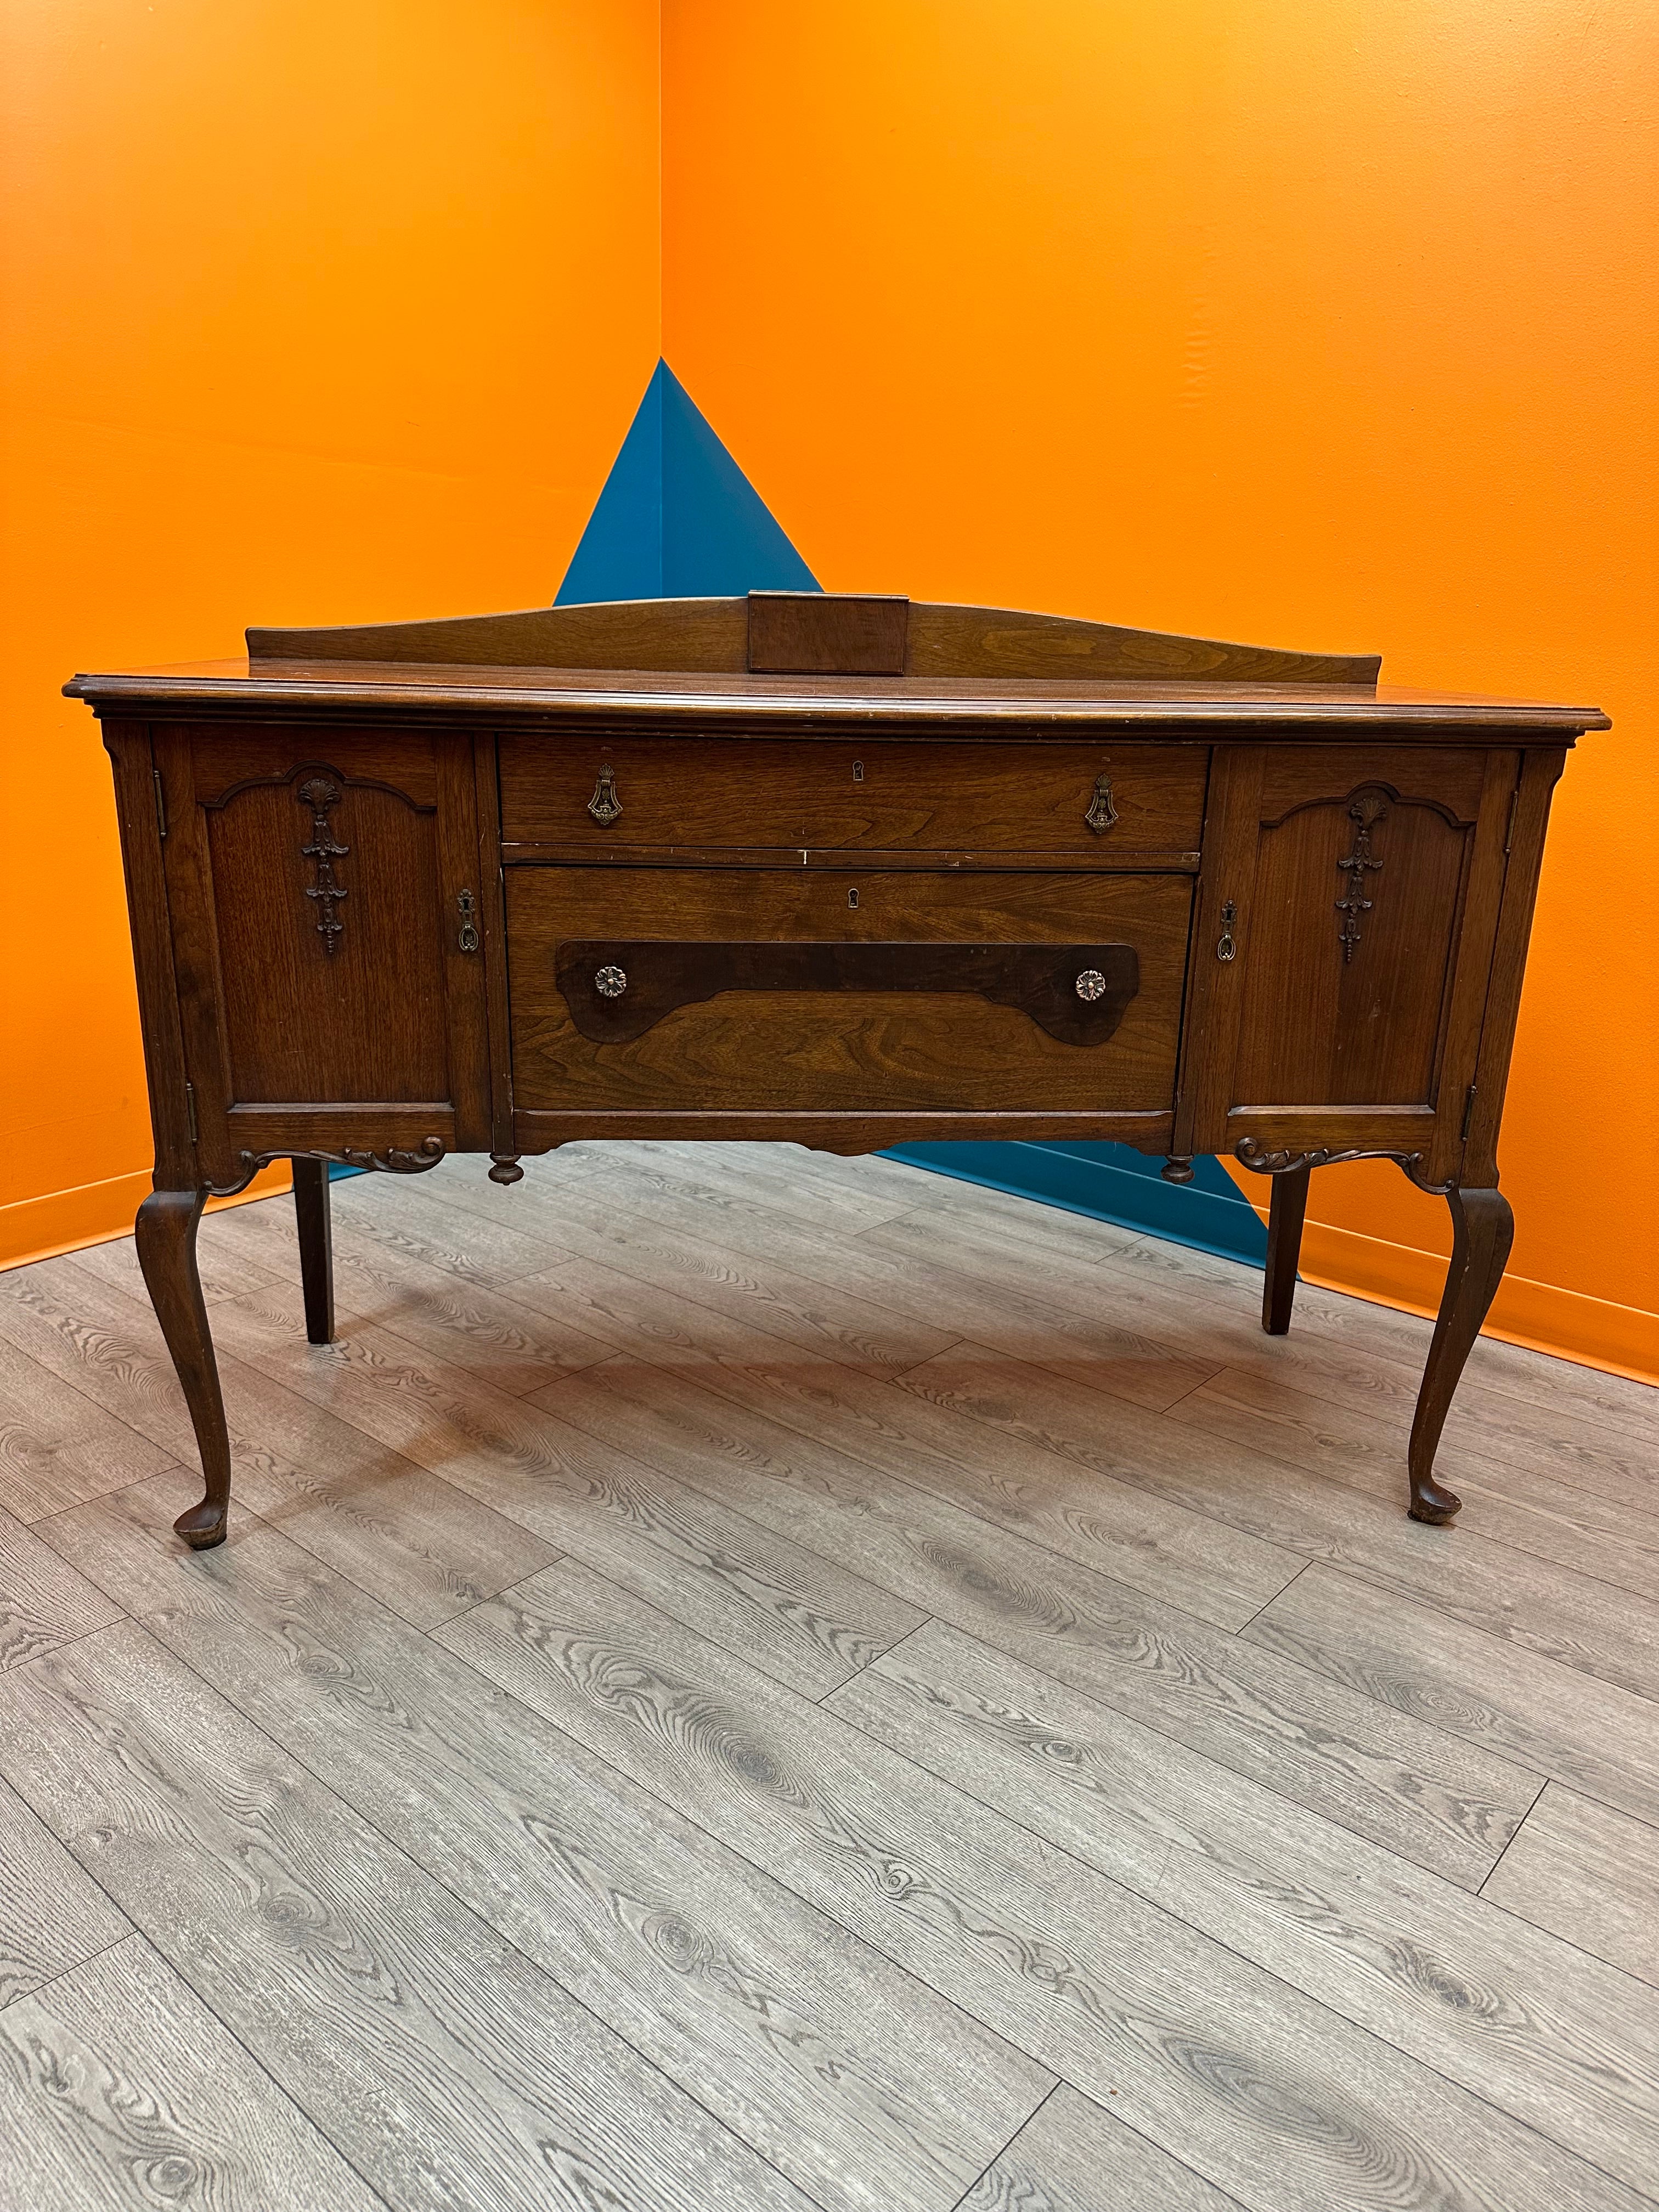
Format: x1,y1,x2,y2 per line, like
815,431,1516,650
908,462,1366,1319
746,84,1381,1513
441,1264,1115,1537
66,592,1607,1550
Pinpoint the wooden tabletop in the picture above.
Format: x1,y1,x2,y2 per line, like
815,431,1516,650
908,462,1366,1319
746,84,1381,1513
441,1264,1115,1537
64,657,1610,735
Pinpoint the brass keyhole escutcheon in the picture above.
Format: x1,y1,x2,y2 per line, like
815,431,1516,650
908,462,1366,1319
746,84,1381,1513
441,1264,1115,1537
588,765,623,827
1085,774,1119,834
1217,899,1238,962
852,759,865,782
848,888,859,909
456,888,479,953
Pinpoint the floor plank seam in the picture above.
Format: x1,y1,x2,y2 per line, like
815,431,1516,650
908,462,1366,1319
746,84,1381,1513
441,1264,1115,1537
1,1608,135,1683
926,1199,1659,1455
34,1476,479,1671
1231,1558,1310,1637
0,1929,137,2018
812,1616,936,1703
1421,1485,1659,1607
345,1171,1659,1547
1006,1379,1659,1697
1147,1366,1228,1415
574,1341,1274,1644
1474,1776,1552,1901
882,1340,971,1380
448,1550,1144,2102
942,2079,1060,2209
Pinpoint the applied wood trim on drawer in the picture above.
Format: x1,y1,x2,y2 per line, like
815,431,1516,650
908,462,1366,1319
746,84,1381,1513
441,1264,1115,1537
506,866,1192,1118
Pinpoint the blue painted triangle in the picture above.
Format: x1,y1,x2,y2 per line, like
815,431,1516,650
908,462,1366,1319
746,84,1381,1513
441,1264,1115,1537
555,362,665,602
556,362,816,605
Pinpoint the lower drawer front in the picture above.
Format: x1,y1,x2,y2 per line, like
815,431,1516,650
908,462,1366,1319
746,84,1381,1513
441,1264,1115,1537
507,867,1191,1114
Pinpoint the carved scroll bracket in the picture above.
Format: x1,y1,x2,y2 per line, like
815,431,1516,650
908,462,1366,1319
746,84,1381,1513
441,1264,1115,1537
221,1135,447,1198
1234,1136,1452,1196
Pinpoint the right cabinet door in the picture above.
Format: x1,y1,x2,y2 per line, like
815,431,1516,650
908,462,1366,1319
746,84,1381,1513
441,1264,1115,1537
1192,742,1519,1181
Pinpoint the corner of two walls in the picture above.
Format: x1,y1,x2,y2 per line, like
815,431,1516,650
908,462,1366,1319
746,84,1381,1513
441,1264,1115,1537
1,0,662,1270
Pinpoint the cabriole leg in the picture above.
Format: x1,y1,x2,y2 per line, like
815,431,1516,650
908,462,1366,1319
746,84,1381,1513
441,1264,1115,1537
291,1157,334,1344
1262,1166,1311,1335
135,1187,232,1551
1407,1184,1514,1525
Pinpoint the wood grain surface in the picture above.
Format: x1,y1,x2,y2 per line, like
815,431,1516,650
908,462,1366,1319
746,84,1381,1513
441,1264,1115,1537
0,1938,387,2212
0,1621,821,2212
0,1139,1652,2212
47,1473,1046,2212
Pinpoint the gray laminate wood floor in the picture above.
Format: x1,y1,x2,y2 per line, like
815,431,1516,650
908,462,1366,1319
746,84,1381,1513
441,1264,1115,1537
1,1142,1655,2212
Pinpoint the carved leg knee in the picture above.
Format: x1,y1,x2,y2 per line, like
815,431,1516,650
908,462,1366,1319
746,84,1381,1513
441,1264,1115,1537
135,1187,232,1550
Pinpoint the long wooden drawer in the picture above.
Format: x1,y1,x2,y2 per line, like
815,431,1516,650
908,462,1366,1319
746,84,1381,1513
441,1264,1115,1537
506,866,1192,1114
499,736,1207,857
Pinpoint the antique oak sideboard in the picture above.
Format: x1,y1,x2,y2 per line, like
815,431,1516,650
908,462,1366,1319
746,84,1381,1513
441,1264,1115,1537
67,593,1606,1551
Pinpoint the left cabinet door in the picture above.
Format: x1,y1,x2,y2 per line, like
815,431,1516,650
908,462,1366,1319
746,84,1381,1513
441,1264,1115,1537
151,723,493,1183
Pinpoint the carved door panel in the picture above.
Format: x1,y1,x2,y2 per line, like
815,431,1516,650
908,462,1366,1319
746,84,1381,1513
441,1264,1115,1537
153,724,493,1184
1182,743,1519,1183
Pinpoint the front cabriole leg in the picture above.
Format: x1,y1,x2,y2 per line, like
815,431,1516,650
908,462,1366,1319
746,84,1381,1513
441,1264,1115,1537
1407,1184,1514,1525
134,1187,232,1550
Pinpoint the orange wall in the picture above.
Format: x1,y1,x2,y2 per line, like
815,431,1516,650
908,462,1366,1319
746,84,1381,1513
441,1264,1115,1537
663,1,1658,1374
1,0,660,1263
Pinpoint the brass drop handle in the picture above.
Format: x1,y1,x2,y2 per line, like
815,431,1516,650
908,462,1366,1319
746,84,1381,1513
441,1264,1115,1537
1217,899,1238,962
456,888,479,953
588,764,623,826
1085,774,1119,833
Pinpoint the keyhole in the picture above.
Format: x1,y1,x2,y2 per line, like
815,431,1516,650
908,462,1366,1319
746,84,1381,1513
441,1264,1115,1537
851,760,864,782
848,888,859,909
